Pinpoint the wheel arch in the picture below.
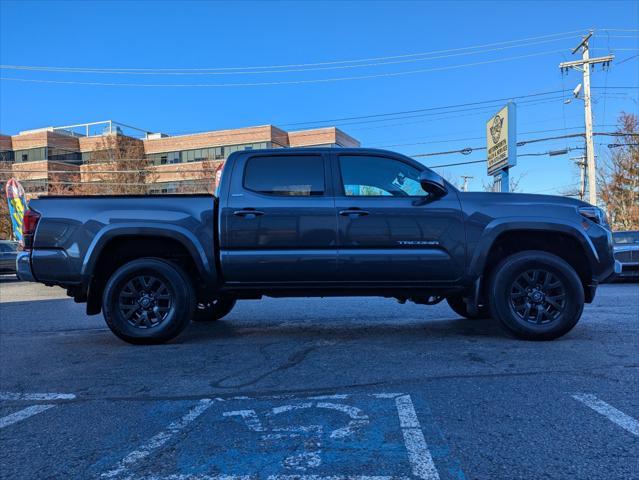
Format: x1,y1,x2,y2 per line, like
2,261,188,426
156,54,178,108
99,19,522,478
83,225,216,315
470,220,598,302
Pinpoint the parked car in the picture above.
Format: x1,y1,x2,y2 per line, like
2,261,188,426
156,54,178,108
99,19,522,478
16,148,619,344
0,240,19,275
612,231,639,280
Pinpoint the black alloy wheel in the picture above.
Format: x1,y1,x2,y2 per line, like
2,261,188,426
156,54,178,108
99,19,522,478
509,269,567,325
118,275,173,329
489,250,584,340
102,258,194,344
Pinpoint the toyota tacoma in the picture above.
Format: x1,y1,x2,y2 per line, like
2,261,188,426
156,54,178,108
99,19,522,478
17,148,620,344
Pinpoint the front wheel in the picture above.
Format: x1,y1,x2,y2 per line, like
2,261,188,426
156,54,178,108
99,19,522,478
102,258,194,345
489,250,584,340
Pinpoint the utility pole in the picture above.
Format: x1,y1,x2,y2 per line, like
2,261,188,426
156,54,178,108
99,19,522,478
559,31,613,206
571,156,586,200
460,175,473,192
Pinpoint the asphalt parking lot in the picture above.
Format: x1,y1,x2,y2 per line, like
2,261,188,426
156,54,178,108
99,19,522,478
0,277,637,480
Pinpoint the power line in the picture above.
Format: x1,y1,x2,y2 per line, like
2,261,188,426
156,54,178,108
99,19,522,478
280,90,566,127
373,124,618,149
347,98,567,133
616,54,639,65
0,37,584,76
412,132,637,158
0,49,568,88
0,30,588,74
309,95,569,129
5,29,632,76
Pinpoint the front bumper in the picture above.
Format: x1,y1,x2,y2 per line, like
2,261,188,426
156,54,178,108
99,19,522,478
16,251,35,282
617,261,639,278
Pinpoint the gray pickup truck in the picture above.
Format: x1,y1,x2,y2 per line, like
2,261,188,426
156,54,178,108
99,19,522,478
17,147,619,344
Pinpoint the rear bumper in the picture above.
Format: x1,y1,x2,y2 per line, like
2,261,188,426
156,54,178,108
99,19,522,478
16,251,35,282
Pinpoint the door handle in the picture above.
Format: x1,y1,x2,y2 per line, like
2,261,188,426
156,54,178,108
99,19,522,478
339,208,370,217
233,209,265,218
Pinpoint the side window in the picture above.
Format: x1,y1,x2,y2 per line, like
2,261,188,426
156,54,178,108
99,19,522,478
339,155,428,197
244,155,325,196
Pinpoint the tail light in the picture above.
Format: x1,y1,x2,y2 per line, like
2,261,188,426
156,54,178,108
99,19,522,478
22,208,41,251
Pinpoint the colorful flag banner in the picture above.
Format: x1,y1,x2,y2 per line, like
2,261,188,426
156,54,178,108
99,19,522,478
5,178,27,242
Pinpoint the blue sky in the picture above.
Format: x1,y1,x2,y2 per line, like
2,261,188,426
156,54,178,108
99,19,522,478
1,0,637,194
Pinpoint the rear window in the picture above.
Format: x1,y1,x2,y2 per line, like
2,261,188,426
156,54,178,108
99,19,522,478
244,155,325,196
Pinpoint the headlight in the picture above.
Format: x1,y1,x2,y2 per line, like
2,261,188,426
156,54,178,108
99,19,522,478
578,206,609,227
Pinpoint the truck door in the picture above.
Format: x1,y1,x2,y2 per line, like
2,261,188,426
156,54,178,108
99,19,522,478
333,152,465,283
220,152,338,283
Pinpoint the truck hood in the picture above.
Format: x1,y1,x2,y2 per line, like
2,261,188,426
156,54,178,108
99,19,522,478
457,191,590,209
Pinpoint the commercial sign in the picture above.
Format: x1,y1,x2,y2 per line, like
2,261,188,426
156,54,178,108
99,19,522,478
5,178,27,242
486,103,516,176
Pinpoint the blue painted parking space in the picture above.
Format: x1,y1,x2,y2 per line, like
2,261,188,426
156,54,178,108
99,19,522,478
97,392,466,480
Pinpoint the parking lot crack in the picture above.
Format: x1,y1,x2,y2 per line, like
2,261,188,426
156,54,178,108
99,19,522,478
211,344,318,389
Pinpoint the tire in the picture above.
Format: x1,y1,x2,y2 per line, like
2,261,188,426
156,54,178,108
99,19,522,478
193,297,237,322
488,250,584,340
446,296,490,319
102,258,195,345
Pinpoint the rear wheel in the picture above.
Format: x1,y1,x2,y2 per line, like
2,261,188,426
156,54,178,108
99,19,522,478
446,296,490,319
489,250,584,340
102,258,194,345
193,297,237,322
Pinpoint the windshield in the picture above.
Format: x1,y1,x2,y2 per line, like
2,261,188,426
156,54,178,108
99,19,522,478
613,232,639,244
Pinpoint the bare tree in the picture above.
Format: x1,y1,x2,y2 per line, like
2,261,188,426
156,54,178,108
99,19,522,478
176,159,223,194
84,134,156,195
47,172,78,196
598,112,639,230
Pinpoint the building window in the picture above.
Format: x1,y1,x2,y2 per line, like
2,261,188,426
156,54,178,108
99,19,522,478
0,150,14,162
244,155,325,196
15,147,47,163
147,143,270,167
48,147,81,164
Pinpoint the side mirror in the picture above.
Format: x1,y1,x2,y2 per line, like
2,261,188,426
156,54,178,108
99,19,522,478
419,170,447,198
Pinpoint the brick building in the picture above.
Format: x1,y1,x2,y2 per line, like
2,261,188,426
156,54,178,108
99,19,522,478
0,120,360,194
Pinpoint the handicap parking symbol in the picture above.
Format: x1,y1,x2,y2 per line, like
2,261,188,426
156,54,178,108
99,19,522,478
98,392,465,479
223,399,370,472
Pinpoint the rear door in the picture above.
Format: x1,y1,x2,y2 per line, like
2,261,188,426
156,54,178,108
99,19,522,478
332,152,465,283
220,151,338,283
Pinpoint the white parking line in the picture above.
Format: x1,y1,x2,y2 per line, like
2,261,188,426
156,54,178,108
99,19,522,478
394,395,440,480
140,475,407,480
0,404,56,429
100,399,214,479
267,476,409,480
0,392,76,401
572,393,639,437
142,475,252,480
